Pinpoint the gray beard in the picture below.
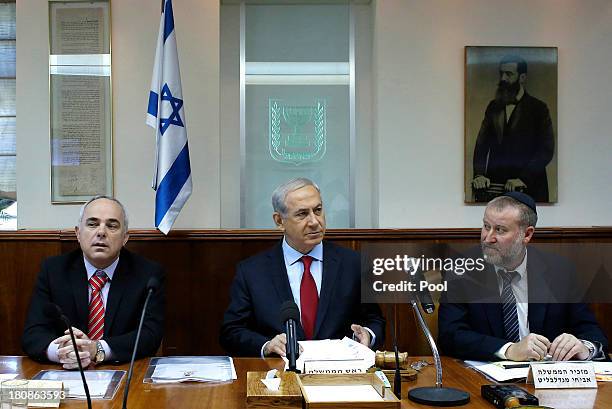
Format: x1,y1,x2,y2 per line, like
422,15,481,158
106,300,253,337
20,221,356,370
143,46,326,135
481,237,526,270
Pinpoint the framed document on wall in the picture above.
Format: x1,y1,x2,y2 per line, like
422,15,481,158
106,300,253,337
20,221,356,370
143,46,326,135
464,46,557,204
49,0,112,203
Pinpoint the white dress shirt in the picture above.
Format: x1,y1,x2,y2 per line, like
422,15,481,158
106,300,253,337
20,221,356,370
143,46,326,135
493,250,601,360
283,238,323,308
260,238,374,357
505,86,524,122
46,256,119,362
494,250,529,360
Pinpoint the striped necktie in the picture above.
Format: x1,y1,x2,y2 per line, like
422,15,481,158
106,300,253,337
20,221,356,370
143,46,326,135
88,270,109,340
501,270,520,343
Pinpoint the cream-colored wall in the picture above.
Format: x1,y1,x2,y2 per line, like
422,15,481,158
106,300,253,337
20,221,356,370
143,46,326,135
15,0,612,229
16,0,220,229
373,0,612,228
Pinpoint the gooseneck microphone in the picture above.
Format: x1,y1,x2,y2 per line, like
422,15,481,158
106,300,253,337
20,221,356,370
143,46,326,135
121,277,160,409
407,272,470,406
390,305,402,400
44,303,92,409
414,269,435,314
279,301,300,373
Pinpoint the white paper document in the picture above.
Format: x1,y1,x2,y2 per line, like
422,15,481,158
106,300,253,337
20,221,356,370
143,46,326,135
32,370,124,400
62,379,109,398
593,361,612,375
0,373,18,381
303,385,383,403
464,360,530,382
287,337,375,373
148,356,237,383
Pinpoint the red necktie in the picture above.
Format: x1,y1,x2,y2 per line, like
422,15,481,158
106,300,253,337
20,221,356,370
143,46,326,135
88,271,108,340
300,255,318,340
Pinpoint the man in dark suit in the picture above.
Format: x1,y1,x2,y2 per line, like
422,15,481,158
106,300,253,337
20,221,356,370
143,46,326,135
472,55,555,202
438,192,607,361
22,196,165,368
220,178,385,357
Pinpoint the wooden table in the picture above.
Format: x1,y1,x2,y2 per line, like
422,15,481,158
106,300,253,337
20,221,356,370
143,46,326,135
1,356,609,409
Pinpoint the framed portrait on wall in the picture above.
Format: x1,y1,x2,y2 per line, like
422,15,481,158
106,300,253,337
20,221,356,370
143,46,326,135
464,46,558,203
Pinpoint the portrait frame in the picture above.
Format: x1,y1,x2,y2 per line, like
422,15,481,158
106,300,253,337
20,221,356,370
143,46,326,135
464,46,558,204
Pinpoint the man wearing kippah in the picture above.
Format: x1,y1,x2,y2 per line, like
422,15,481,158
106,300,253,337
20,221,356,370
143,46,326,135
438,192,607,361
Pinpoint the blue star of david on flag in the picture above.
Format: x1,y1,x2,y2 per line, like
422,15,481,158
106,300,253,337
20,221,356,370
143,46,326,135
159,84,184,135
146,0,192,235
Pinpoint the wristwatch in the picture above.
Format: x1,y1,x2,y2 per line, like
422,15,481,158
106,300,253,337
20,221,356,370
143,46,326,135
94,341,105,364
582,340,596,360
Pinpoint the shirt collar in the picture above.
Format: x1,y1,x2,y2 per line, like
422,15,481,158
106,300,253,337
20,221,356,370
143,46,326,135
282,237,323,266
494,248,528,281
83,255,119,281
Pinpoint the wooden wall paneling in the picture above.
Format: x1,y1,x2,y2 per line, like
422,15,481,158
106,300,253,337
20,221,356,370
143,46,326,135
0,233,62,355
1,228,610,357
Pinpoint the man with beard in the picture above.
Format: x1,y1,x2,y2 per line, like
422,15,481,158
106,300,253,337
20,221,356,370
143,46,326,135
472,55,554,202
438,192,607,361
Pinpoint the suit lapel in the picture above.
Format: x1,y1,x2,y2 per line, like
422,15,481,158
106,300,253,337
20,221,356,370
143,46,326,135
104,252,129,335
480,264,505,338
484,303,505,339
527,248,552,333
314,242,341,338
494,107,505,144
269,243,294,303
70,256,89,329
507,98,524,132
269,243,306,338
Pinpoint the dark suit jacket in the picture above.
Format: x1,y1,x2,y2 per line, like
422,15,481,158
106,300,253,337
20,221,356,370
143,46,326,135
438,247,608,361
220,240,385,356
473,92,555,202
22,248,165,363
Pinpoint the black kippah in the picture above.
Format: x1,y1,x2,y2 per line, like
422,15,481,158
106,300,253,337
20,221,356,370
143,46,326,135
502,191,537,214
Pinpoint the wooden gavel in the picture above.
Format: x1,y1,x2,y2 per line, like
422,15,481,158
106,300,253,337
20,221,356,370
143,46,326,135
375,351,410,370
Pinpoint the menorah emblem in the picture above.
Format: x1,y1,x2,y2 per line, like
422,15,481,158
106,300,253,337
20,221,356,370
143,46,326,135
269,99,327,165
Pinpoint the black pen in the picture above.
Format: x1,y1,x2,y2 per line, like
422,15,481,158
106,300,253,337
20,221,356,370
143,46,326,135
502,363,530,369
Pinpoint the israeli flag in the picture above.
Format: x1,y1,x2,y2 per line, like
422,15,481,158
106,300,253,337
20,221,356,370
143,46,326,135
146,0,192,235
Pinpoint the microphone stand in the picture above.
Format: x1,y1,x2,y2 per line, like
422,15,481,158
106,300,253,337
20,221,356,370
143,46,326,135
407,297,470,406
388,304,402,399
60,316,92,409
121,288,155,409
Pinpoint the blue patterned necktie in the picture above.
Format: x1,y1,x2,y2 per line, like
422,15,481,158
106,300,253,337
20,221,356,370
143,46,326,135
501,270,520,343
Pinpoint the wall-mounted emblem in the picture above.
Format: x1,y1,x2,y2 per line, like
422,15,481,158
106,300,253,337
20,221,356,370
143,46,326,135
269,99,327,165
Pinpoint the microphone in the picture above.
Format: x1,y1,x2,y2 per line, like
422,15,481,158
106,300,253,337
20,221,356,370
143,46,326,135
414,269,435,314
389,305,402,399
279,301,300,373
406,265,435,314
121,277,159,409
44,303,92,409
407,291,470,406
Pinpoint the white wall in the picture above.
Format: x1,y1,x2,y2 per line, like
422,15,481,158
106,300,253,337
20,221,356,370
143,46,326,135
14,0,612,229
16,0,220,229
373,0,612,228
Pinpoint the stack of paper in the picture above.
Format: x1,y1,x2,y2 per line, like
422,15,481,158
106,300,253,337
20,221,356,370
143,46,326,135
464,360,530,382
148,356,237,383
594,361,612,382
286,337,376,373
